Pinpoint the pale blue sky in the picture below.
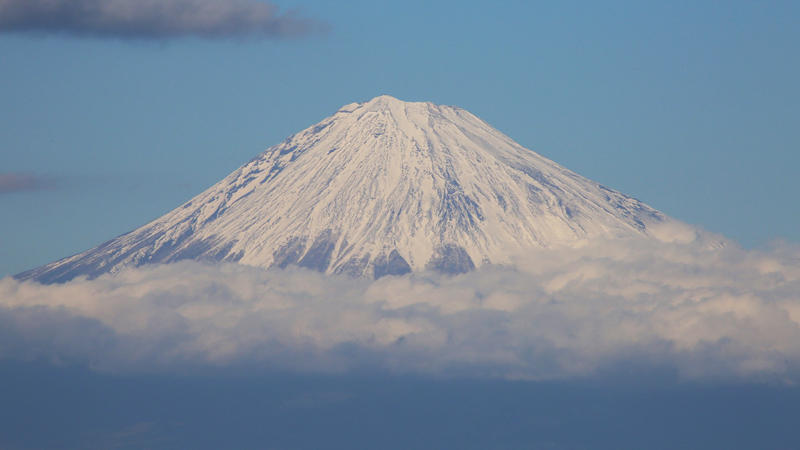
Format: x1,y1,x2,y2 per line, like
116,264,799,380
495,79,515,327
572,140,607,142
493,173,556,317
1,0,799,276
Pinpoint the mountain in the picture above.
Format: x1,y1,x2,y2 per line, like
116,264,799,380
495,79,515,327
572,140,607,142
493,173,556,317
18,95,710,283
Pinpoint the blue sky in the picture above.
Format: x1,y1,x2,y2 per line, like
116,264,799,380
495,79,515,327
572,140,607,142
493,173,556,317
1,0,799,276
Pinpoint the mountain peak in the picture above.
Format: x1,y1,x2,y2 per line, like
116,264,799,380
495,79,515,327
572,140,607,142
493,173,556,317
366,94,404,104
18,98,706,284
336,94,411,114
358,94,428,112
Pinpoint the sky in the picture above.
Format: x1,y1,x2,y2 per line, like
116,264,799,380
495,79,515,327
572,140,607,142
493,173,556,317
2,1,800,448
1,0,799,277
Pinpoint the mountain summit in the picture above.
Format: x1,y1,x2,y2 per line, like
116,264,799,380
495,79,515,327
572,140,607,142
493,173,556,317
20,95,706,283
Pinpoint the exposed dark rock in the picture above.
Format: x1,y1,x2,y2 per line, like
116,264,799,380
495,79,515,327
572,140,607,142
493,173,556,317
426,244,475,274
298,231,337,272
373,250,412,278
272,237,307,269
334,254,370,277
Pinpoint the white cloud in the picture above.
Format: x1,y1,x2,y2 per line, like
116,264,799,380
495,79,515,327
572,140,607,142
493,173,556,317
2,237,799,381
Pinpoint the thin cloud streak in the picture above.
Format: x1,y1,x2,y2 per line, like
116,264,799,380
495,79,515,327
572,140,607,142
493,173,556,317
0,0,325,40
0,172,54,194
3,238,799,381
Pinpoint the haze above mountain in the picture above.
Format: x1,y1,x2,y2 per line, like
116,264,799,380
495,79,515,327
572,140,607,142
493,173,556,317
19,95,715,283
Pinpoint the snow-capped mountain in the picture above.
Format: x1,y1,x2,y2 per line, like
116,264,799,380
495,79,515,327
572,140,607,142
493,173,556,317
19,95,711,283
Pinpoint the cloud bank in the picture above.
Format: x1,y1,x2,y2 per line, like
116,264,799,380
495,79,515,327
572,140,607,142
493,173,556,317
0,0,324,39
2,238,799,382
0,172,53,194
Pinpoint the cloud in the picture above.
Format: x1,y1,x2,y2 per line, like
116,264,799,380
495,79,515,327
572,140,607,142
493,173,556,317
0,172,53,194
0,0,324,40
2,238,800,382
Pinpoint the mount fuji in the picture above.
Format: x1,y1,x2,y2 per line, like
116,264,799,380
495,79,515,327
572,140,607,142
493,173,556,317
19,95,713,283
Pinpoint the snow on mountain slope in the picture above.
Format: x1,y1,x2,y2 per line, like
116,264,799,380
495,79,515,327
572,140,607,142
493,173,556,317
18,95,713,283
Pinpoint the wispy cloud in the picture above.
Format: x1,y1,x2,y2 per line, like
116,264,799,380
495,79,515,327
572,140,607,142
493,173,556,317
3,238,800,382
0,0,325,40
0,172,54,194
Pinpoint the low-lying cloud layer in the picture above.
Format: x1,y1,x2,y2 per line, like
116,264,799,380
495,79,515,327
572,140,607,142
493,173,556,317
2,238,799,382
0,0,323,39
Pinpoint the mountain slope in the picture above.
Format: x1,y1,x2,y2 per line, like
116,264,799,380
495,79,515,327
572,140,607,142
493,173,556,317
19,95,708,283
